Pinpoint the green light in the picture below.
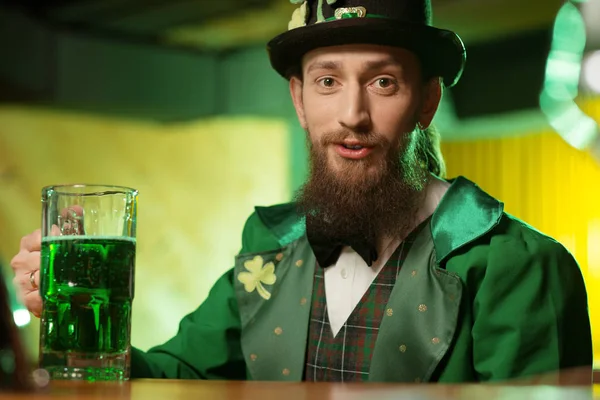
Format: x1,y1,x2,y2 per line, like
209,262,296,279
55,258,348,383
540,0,599,150
12,310,31,328
540,92,598,149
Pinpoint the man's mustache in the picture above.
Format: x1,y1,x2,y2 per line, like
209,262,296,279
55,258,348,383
318,130,389,147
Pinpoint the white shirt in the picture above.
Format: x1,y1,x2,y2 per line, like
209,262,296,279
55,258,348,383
324,177,451,337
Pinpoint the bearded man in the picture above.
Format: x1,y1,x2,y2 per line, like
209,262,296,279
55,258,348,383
11,0,592,383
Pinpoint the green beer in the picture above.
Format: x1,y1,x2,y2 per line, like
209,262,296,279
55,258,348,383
40,236,135,380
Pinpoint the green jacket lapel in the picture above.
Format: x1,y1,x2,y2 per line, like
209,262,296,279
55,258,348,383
369,223,463,382
432,176,504,263
234,236,315,381
369,177,503,382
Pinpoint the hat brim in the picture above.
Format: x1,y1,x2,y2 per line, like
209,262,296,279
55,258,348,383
267,18,466,88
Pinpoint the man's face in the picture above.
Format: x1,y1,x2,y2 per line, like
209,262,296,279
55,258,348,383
290,44,441,242
291,44,437,187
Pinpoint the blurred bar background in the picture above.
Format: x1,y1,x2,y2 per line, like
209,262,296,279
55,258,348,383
0,0,599,371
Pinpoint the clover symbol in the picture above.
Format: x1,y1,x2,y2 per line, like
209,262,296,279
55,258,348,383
237,255,277,300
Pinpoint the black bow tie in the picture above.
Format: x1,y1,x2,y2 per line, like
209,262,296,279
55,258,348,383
306,220,378,268
305,214,433,268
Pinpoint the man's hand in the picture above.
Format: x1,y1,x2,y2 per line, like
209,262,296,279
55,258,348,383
11,229,43,317
10,205,84,318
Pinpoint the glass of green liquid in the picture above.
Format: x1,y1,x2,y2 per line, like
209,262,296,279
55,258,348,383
39,185,138,381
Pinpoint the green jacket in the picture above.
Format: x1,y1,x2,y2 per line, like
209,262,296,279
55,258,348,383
131,176,593,382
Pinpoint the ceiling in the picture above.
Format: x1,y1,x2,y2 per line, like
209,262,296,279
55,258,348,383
0,0,564,51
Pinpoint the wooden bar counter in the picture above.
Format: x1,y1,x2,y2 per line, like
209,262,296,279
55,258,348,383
1,368,598,399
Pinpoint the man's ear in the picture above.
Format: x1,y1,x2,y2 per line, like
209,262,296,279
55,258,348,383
290,76,307,130
418,77,442,129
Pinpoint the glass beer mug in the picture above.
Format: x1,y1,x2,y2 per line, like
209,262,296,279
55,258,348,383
39,185,138,381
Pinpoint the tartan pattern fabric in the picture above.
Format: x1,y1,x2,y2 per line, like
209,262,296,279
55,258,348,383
304,237,416,382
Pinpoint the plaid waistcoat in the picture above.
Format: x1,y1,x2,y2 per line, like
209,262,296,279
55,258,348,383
304,237,415,382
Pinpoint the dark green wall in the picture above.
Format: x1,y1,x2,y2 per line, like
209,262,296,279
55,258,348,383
0,8,298,122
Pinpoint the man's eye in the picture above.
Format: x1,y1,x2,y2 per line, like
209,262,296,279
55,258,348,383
376,78,394,88
319,78,335,87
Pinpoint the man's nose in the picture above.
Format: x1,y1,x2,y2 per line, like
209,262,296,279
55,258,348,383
337,83,371,133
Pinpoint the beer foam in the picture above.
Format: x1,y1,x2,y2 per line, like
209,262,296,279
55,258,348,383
42,235,136,243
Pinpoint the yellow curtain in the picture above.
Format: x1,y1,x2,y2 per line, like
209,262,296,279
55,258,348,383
0,106,291,356
442,120,600,367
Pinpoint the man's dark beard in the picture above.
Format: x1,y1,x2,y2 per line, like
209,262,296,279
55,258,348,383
295,129,429,247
